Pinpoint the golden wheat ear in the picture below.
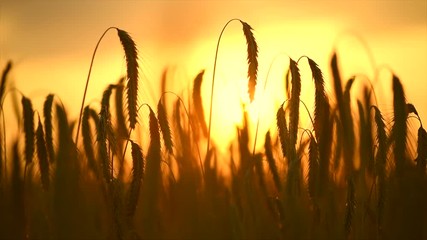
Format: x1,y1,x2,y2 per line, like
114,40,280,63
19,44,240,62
0,61,12,102
192,70,208,137
371,105,387,232
21,96,35,165
264,131,281,192
392,74,407,173
36,116,49,191
82,106,99,178
43,94,55,163
276,104,289,158
239,20,258,102
415,126,427,170
157,100,173,154
288,59,301,146
127,140,144,222
307,58,329,140
117,29,139,130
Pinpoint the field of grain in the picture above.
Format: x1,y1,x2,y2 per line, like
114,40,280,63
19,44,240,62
0,20,426,240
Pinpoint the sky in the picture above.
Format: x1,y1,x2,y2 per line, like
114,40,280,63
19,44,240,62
1,1,426,152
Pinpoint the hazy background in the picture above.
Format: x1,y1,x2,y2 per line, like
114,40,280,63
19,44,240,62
1,1,426,150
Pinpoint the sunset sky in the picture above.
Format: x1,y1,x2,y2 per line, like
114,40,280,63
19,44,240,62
1,1,426,152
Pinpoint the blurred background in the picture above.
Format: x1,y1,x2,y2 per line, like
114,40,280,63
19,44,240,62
1,1,426,152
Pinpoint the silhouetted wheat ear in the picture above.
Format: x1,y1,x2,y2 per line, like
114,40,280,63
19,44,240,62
264,131,281,192
345,178,355,238
192,70,208,137
239,20,258,102
115,77,128,138
117,29,139,129
289,59,301,146
406,103,419,117
372,105,387,232
157,100,173,154
307,58,329,141
331,53,344,116
43,94,55,163
82,106,98,178
308,132,319,202
276,104,289,157
21,96,34,164
392,75,407,173
416,126,427,171
97,105,111,183
0,61,12,101
36,117,49,191
127,140,144,221
102,84,116,111
149,107,161,148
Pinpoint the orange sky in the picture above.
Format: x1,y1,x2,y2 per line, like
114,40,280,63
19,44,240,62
1,1,426,153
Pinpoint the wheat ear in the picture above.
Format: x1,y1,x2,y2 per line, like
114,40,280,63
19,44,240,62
36,116,49,191
276,103,289,158
392,75,407,174
307,58,329,141
157,100,173,154
240,20,258,102
117,29,139,129
372,105,387,234
82,106,99,178
0,61,12,102
21,96,34,164
127,140,144,222
265,131,281,191
192,70,208,137
43,94,55,163
288,59,301,146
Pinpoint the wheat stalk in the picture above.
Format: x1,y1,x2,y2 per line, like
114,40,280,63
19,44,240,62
75,27,139,145
308,131,319,203
344,178,356,238
207,19,258,155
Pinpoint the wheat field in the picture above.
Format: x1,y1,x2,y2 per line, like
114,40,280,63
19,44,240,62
0,20,426,240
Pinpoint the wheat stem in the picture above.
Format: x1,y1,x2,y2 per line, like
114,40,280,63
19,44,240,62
75,27,116,146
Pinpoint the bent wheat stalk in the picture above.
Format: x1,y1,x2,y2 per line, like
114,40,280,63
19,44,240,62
207,18,258,156
75,27,139,146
